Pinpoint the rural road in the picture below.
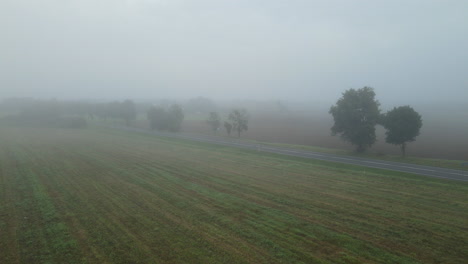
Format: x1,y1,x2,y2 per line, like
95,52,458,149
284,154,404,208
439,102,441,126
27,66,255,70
113,126,468,182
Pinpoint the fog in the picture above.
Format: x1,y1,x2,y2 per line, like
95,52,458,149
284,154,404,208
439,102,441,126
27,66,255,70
1,0,467,104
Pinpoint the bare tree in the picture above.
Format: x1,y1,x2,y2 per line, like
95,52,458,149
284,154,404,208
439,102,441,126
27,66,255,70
228,109,249,137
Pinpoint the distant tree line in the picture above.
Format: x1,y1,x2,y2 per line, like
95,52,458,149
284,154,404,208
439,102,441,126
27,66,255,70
1,98,191,132
2,99,87,128
0,98,138,128
329,87,422,156
1,93,423,157
147,104,184,132
93,100,137,126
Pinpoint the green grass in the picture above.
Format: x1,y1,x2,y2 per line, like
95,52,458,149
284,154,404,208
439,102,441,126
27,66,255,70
0,125,467,263
102,117,468,171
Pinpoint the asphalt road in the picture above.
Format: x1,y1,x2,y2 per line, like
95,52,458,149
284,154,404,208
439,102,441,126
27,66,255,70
114,126,468,182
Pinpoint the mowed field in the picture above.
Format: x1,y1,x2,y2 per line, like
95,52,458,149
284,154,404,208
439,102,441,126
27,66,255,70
0,126,467,263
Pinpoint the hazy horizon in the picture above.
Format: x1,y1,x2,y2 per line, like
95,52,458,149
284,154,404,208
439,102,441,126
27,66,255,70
1,0,467,104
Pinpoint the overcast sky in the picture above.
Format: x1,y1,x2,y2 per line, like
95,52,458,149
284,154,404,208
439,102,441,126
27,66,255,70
1,0,467,104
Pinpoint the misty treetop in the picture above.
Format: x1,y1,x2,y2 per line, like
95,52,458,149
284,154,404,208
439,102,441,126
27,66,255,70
382,106,422,157
329,87,381,152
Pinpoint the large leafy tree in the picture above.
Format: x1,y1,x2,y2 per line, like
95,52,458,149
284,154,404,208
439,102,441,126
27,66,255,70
382,106,422,157
329,87,381,152
228,109,248,137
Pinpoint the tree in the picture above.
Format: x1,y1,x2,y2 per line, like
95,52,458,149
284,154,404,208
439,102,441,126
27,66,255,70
166,104,184,132
207,112,221,133
329,87,381,152
382,106,422,157
147,106,167,130
228,109,248,137
105,100,136,125
224,122,232,136
147,104,184,132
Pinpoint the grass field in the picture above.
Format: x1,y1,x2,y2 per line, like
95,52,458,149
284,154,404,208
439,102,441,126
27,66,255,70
0,126,467,263
132,117,468,171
